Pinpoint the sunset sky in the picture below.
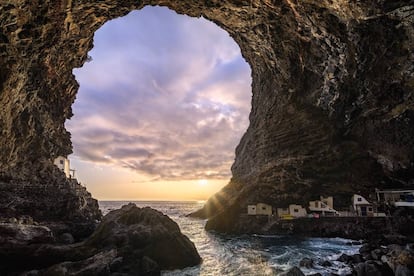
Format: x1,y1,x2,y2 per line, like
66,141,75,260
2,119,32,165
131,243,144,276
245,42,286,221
66,6,251,200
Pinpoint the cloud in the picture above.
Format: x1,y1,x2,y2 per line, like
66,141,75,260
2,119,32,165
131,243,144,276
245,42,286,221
66,6,251,181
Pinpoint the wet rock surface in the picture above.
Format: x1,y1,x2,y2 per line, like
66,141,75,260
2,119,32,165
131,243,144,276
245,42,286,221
352,243,414,276
280,266,306,276
85,203,201,271
296,241,414,275
1,204,201,275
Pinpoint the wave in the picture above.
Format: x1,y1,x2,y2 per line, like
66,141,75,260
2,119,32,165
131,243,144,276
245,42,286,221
99,201,359,276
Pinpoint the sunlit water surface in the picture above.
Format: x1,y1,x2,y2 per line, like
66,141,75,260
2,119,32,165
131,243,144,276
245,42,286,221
99,201,360,275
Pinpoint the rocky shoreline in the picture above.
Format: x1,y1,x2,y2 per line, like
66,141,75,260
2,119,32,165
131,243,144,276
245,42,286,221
0,203,201,275
206,214,414,240
206,213,414,275
285,241,414,276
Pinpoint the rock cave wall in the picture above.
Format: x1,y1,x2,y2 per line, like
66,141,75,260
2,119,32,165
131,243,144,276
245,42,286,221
0,1,413,227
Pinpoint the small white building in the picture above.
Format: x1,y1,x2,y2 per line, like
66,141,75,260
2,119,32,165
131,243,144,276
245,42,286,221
289,204,307,218
309,196,339,216
53,156,71,178
276,207,289,218
247,203,272,216
247,205,257,215
277,204,307,218
352,194,374,217
320,196,334,209
375,189,414,208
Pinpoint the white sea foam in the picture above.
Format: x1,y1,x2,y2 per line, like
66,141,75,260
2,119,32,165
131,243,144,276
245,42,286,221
99,201,360,276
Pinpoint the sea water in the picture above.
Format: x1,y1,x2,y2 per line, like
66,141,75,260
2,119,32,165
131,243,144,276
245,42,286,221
99,201,360,276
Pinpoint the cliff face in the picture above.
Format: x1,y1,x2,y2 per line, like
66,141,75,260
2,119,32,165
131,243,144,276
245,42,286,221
0,1,413,229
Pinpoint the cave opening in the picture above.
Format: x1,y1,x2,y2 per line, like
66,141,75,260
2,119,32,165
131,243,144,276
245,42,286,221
66,6,252,201
1,0,410,231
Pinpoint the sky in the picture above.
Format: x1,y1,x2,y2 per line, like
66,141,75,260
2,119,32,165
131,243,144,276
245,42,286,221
66,6,251,201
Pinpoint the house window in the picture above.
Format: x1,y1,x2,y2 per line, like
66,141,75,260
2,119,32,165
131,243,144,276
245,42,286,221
368,207,372,211
357,197,362,202
314,202,318,208
60,160,64,165
262,207,267,210
294,209,299,213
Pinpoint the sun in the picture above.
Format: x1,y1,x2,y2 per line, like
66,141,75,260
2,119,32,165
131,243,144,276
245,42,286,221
197,179,208,186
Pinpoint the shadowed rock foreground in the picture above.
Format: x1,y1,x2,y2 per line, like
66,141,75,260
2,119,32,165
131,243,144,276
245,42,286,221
0,203,201,275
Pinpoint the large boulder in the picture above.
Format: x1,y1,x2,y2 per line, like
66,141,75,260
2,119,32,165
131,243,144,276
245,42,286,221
85,203,201,271
1,204,201,275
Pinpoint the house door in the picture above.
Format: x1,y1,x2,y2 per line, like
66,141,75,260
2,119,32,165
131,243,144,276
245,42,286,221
360,206,367,216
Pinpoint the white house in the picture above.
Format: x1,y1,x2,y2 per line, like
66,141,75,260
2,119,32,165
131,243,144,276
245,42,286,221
277,204,307,218
276,207,289,218
288,204,307,218
247,205,257,215
53,156,71,178
309,196,339,216
352,194,374,216
320,196,334,209
375,189,414,208
248,203,272,216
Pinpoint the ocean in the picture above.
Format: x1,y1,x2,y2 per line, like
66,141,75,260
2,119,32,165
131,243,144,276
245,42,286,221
99,201,361,276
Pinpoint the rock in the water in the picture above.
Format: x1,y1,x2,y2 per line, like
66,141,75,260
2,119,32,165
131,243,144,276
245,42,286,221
337,253,354,264
320,260,332,267
354,260,394,276
352,254,365,264
85,203,201,270
299,257,314,268
279,266,305,276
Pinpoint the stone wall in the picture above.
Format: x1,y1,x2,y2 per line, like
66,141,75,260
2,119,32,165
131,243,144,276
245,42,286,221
207,215,414,241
